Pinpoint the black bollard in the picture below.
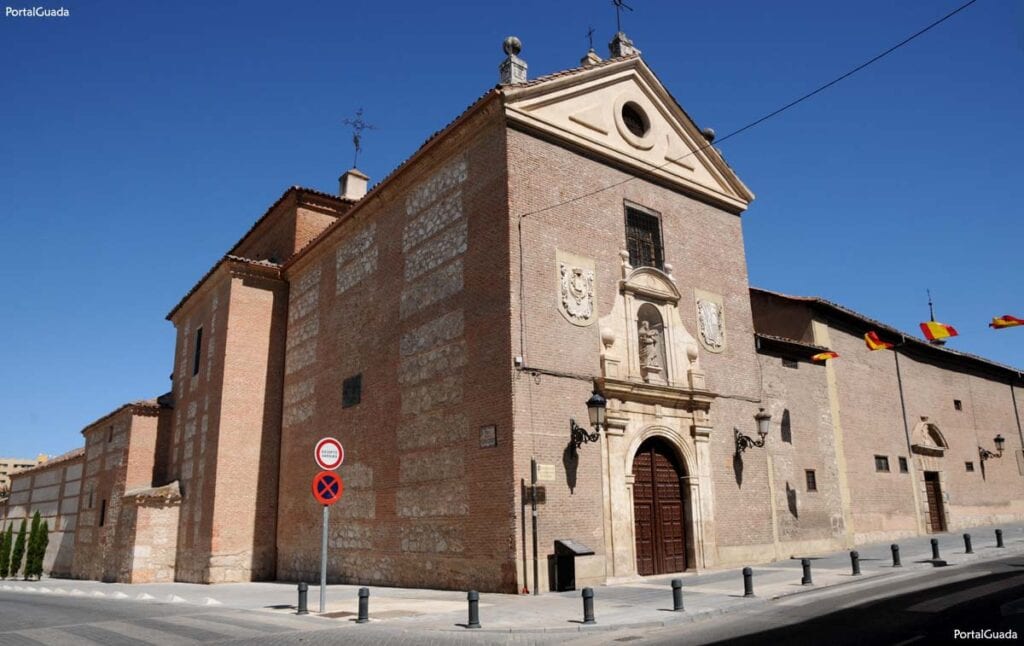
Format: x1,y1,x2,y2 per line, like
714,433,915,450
891,544,902,567
963,533,973,554
356,587,369,624
801,559,813,585
742,567,754,597
467,590,481,629
931,538,940,560
997,529,1005,548
850,551,861,576
671,579,684,611
297,582,308,615
582,587,596,625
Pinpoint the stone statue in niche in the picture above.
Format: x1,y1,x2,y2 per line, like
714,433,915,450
559,263,595,324
697,299,724,351
638,320,664,383
638,321,661,368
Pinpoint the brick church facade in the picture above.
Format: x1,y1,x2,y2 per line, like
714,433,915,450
4,36,1023,592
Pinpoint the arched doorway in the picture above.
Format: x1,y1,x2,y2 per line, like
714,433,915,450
632,437,687,575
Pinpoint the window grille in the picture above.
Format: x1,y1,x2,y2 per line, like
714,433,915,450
625,208,663,270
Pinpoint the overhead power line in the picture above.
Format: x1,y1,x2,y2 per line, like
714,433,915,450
517,0,980,220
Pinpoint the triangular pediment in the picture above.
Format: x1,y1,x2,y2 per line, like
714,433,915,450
503,57,754,213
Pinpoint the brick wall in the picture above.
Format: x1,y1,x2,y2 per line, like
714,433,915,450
506,126,770,582
168,274,230,582
276,104,517,592
757,349,846,553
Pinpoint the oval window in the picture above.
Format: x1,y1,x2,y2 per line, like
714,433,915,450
621,102,649,137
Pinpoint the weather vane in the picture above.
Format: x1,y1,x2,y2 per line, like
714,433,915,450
342,108,378,169
613,0,633,33
586,26,595,50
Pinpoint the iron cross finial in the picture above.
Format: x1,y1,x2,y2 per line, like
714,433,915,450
586,26,595,50
613,0,633,33
342,108,378,169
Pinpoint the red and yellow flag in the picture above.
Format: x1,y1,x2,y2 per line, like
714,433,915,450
864,331,894,351
990,315,1024,329
920,321,958,341
811,351,839,362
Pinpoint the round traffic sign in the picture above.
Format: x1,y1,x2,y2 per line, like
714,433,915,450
312,471,344,506
314,437,344,471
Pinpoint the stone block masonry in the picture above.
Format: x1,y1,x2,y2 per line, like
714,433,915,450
396,154,471,577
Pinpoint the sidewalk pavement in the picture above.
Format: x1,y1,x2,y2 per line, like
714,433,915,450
2,523,1023,635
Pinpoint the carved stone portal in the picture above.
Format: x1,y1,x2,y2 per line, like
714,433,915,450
594,252,718,580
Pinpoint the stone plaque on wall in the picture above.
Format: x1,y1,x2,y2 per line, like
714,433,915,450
694,289,726,353
556,250,597,327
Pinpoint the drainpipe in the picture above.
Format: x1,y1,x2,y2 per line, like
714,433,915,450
893,339,925,535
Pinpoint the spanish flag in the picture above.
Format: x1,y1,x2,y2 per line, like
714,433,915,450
920,321,958,341
990,315,1024,329
864,331,894,351
811,351,839,362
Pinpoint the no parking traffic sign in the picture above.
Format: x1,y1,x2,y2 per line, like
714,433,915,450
314,437,344,471
311,471,344,506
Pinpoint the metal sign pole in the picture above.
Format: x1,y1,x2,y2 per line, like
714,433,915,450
531,457,539,596
320,504,328,613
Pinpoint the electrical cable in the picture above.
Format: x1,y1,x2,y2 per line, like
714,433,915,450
516,0,980,221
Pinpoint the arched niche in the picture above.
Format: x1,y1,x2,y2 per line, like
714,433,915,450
637,303,667,384
911,417,948,457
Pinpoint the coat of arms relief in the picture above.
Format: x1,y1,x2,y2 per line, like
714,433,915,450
696,297,725,352
559,262,596,325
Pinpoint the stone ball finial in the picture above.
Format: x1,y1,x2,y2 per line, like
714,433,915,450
600,326,616,349
701,127,716,143
686,343,699,361
503,36,522,56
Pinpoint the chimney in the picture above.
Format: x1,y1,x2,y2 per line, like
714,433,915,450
499,36,527,84
608,32,640,58
339,168,369,200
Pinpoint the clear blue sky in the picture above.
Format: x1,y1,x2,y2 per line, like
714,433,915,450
1,1,1021,458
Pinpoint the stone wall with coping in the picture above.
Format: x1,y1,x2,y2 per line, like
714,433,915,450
1,451,83,577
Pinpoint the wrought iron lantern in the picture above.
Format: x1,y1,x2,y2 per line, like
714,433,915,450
571,390,607,450
979,434,1006,461
735,408,772,454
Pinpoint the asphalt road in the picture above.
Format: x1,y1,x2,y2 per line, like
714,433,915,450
616,553,1024,646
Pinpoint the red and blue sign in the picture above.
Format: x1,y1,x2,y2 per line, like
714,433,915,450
312,471,344,506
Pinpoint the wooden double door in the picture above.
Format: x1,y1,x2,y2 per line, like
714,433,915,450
924,471,947,532
633,438,687,576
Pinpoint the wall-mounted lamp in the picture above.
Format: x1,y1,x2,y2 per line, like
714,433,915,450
735,408,772,454
979,434,1006,461
571,390,607,450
